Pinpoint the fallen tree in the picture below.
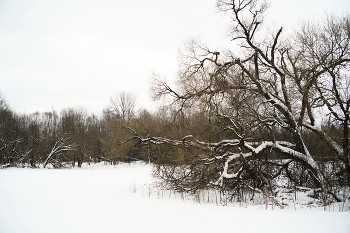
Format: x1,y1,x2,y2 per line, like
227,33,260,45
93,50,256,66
127,131,343,205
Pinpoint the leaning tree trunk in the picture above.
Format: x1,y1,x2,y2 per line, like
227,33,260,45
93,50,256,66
343,118,350,185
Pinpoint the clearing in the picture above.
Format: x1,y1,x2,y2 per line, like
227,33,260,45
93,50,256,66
0,162,349,233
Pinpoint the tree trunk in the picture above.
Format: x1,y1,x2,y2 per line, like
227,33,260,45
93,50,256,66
343,119,350,185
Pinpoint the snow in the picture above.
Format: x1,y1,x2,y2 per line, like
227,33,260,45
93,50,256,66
0,162,349,233
274,143,319,169
243,140,319,170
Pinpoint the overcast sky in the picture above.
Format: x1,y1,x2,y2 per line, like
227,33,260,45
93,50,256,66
0,0,349,114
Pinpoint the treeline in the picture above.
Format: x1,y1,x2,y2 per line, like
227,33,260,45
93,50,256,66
0,90,343,169
0,92,214,167
0,96,101,168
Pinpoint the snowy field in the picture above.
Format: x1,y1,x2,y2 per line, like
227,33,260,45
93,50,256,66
0,162,349,233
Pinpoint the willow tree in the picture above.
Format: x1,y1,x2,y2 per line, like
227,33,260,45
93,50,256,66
135,0,350,204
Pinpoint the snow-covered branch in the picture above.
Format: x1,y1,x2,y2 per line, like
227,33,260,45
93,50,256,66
43,136,76,168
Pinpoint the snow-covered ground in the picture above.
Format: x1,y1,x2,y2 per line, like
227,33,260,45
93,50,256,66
0,162,349,233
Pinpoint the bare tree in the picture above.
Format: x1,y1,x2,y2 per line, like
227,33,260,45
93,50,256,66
145,0,349,203
43,135,75,168
295,15,350,182
108,92,137,123
0,93,8,111
0,94,27,167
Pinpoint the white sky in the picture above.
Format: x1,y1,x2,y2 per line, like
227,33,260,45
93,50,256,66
0,0,349,114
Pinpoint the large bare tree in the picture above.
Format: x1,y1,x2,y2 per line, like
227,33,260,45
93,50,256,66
142,0,350,203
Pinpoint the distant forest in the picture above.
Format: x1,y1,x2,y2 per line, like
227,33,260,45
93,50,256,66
0,90,345,168
0,91,173,167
